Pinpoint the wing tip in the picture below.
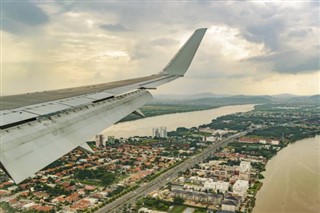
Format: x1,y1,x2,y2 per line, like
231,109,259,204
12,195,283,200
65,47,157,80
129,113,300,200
160,28,207,76
196,28,208,31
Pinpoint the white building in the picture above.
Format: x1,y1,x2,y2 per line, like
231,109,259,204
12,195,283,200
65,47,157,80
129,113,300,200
232,180,249,197
208,160,224,166
203,136,217,142
152,128,160,138
271,140,280,145
259,139,267,144
159,126,167,138
152,126,167,138
204,181,229,193
239,161,251,173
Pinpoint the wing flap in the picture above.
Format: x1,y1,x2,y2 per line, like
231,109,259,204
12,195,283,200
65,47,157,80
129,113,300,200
0,28,207,183
1,90,152,183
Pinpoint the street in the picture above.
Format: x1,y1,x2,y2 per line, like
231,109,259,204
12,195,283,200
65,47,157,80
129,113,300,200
95,131,248,213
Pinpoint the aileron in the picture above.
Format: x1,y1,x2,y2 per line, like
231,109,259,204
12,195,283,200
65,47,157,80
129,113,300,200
0,28,207,183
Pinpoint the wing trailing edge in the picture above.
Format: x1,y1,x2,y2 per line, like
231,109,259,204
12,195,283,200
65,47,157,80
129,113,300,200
0,28,207,183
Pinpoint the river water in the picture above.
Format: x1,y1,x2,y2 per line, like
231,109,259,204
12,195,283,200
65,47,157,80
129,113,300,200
101,104,255,138
101,104,319,212
254,136,320,213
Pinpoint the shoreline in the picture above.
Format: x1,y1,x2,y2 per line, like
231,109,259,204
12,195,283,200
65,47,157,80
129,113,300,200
118,103,258,123
253,135,320,213
103,104,255,138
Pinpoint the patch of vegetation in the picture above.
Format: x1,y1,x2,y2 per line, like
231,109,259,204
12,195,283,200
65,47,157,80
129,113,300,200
0,202,16,213
74,168,116,186
139,197,171,211
173,197,185,205
228,142,278,160
33,183,71,197
170,205,186,213
248,126,319,142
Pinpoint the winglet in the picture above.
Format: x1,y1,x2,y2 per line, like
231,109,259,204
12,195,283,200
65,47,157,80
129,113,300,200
161,28,207,76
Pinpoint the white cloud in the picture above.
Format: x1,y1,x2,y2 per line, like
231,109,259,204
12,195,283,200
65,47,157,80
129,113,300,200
1,1,319,96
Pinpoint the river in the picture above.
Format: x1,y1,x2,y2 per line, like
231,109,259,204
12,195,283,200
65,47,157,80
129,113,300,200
254,136,320,213
101,104,255,138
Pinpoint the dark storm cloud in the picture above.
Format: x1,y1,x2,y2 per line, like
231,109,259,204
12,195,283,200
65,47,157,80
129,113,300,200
99,23,129,32
249,50,319,73
242,18,285,51
1,1,49,34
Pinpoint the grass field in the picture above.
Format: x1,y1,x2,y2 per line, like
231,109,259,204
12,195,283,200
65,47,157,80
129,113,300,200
169,205,186,213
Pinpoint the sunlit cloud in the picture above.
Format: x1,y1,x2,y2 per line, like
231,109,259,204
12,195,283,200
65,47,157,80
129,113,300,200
1,1,319,96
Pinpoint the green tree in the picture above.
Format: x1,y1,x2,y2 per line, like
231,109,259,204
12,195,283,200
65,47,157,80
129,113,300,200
101,173,116,186
173,196,184,205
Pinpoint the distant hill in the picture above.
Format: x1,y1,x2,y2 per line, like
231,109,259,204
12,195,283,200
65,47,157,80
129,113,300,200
154,92,227,101
289,94,320,103
271,93,299,99
152,93,319,106
182,95,271,106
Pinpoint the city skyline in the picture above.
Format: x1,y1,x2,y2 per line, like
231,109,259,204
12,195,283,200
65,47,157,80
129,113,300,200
2,1,319,96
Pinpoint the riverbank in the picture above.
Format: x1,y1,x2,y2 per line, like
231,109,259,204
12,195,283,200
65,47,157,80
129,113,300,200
253,136,320,213
102,104,255,138
130,102,319,213
0,104,256,213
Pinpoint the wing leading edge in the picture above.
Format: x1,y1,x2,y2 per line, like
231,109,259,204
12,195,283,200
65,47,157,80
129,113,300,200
0,28,207,183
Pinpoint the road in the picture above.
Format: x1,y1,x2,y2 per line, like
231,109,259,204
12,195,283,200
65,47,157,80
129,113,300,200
95,131,248,213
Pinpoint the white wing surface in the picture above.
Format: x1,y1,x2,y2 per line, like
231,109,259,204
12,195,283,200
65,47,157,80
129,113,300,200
0,28,207,183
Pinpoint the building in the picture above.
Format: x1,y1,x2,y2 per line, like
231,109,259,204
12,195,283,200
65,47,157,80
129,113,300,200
204,181,229,193
152,128,160,138
221,200,238,212
232,180,249,198
152,126,167,138
95,135,104,147
259,139,267,144
203,136,217,142
238,137,259,143
159,126,167,138
221,194,241,212
239,161,251,180
239,161,251,173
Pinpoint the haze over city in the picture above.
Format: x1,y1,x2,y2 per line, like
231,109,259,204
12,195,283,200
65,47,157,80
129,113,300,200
2,1,319,96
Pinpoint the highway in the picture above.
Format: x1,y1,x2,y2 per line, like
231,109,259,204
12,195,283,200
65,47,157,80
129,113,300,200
95,131,248,213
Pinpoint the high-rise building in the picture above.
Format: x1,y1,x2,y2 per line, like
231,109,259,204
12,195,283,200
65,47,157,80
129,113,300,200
152,126,167,138
160,126,167,138
152,128,160,138
95,134,104,147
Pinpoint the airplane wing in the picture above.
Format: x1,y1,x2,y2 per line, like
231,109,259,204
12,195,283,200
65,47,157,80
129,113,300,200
0,28,207,183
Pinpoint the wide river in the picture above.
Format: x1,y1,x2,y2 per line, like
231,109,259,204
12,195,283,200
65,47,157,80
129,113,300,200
102,104,255,138
254,135,320,213
102,104,319,213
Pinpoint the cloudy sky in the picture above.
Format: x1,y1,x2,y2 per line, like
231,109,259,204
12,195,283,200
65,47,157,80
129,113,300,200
1,0,319,96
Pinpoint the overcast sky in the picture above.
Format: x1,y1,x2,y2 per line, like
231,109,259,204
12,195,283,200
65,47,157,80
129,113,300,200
2,0,319,96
